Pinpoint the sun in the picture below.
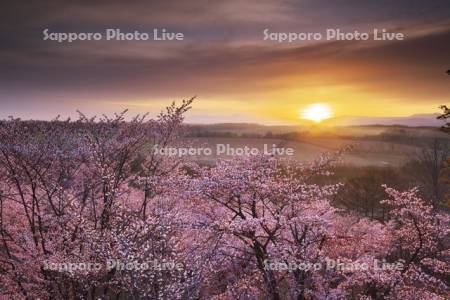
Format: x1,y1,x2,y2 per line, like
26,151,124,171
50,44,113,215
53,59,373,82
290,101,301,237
300,103,333,123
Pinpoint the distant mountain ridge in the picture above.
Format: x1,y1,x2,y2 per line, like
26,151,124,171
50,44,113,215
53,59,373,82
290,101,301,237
323,113,443,127
187,113,444,128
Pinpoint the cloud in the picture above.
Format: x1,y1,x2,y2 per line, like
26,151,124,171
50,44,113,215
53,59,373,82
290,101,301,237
0,0,449,121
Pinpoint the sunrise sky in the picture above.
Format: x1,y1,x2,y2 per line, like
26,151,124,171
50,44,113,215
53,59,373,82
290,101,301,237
1,1,449,124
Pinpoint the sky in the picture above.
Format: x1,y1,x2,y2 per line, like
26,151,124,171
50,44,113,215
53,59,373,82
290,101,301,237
1,0,449,124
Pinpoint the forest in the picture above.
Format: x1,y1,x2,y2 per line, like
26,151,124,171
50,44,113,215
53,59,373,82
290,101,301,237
0,99,448,299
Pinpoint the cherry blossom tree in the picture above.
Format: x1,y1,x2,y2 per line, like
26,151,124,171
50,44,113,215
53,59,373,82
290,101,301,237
0,98,201,299
186,153,344,299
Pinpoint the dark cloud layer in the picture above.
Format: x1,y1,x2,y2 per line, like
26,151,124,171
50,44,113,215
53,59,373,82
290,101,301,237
0,0,449,120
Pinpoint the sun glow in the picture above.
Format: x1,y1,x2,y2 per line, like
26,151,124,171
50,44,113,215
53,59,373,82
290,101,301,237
300,103,333,123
